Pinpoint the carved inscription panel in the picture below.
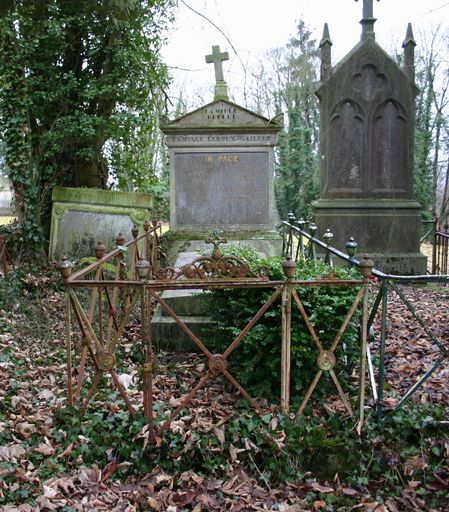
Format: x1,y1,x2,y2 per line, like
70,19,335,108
174,152,269,226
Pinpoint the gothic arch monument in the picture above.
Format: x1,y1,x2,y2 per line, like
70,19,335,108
313,0,427,274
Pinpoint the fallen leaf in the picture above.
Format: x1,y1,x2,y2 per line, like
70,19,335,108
57,442,74,459
147,496,160,510
0,444,26,463
311,482,334,493
34,443,55,456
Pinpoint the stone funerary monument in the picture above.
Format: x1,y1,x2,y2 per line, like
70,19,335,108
313,0,426,274
160,45,283,262
153,45,283,349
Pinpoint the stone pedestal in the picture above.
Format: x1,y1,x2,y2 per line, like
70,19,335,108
314,199,427,274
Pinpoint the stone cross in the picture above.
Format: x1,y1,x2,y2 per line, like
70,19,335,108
355,0,380,39
205,45,229,82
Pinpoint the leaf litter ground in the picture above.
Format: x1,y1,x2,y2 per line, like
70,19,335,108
0,274,448,511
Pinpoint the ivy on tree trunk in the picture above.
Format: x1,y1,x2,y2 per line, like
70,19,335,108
0,0,174,255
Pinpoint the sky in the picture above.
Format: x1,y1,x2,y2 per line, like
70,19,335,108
162,0,449,109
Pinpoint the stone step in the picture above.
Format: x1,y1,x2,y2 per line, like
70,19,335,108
155,288,207,317
152,251,214,351
151,314,213,352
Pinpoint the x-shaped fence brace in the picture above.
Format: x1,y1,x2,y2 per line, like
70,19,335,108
368,279,449,419
62,264,370,442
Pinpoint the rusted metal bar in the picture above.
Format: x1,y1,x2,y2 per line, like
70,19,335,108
65,291,73,406
222,368,262,414
281,284,292,414
330,368,353,416
69,289,103,355
330,286,365,353
367,284,383,331
158,372,212,435
106,292,140,355
103,267,120,341
76,345,88,401
142,286,156,444
376,280,388,420
81,373,101,413
297,370,323,416
98,270,104,348
65,278,365,292
291,287,324,352
75,267,103,396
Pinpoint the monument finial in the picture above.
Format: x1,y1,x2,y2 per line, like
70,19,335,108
205,45,229,101
402,23,416,82
355,0,380,40
320,23,333,81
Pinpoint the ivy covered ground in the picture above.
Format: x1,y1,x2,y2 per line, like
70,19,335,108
0,271,448,511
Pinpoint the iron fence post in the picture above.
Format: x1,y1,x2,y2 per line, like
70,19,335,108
376,280,388,420
65,291,73,407
296,218,306,260
308,223,317,260
58,257,74,406
323,229,334,266
358,255,373,427
141,283,156,444
281,257,296,414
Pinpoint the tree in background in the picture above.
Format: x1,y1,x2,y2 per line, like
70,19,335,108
413,26,449,224
272,21,320,221
0,0,174,254
245,21,320,222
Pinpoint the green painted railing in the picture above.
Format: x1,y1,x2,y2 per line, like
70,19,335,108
281,215,449,419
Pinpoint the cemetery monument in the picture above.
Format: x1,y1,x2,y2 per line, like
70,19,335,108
313,0,427,274
160,45,283,263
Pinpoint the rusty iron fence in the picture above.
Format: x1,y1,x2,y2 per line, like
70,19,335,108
59,224,372,443
281,216,449,419
432,221,449,275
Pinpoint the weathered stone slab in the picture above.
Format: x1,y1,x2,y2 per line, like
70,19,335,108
49,186,153,260
174,151,269,228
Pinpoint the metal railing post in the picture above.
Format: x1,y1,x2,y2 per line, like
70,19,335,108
281,256,296,414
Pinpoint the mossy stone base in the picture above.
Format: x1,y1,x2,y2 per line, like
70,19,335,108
162,229,282,265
